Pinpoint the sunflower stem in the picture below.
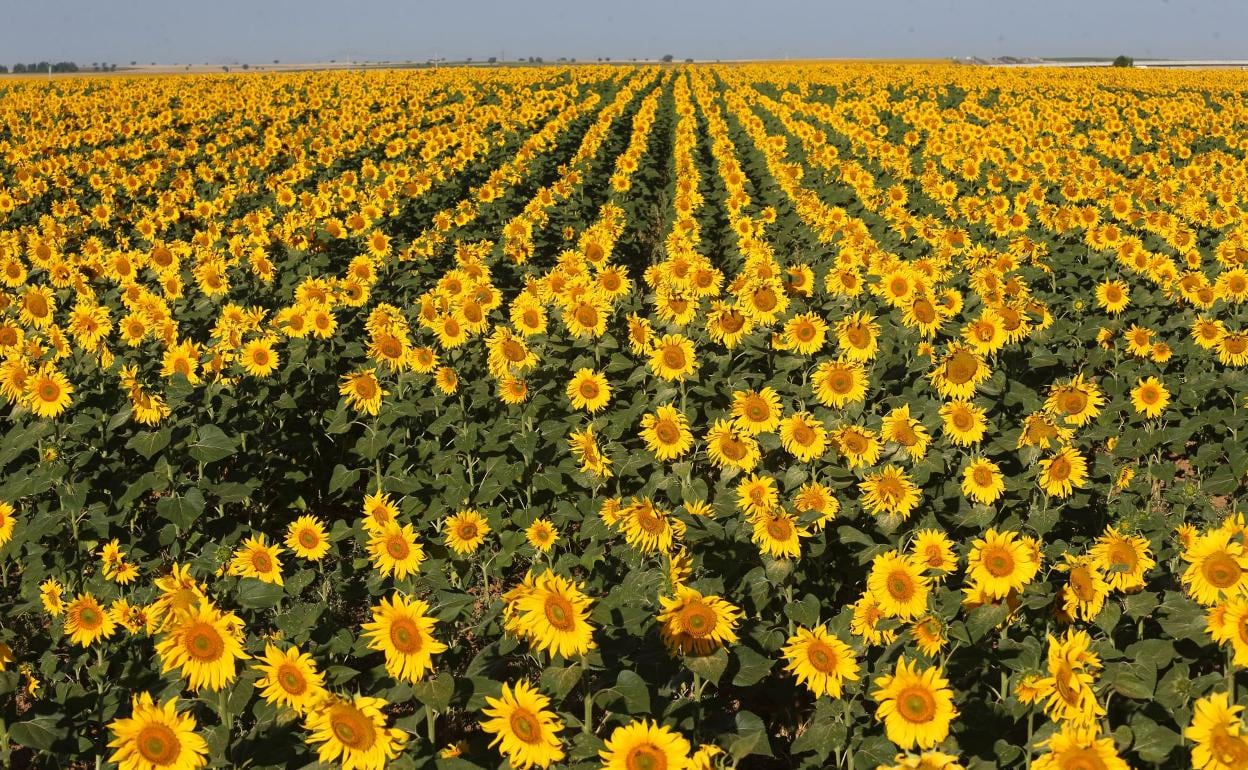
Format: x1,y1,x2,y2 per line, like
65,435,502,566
427,707,436,745
582,659,593,734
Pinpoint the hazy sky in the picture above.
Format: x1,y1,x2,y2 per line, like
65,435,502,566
2,0,1244,65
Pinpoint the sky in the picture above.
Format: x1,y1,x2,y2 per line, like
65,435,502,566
1,0,1245,66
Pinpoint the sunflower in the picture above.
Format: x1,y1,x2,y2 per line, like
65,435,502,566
526,519,558,552
0,501,14,546
340,369,387,415
779,411,828,462
909,615,946,657
25,362,73,418
881,404,931,461
155,602,247,691
867,551,931,620
657,586,741,656
305,694,407,770
1182,531,1248,606
619,497,680,554
285,515,331,561
367,521,425,578
837,311,880,361
481,680,566,770
1095,280,1130,314
1033,723,1129,770
107,692,208,770
253,643,327,714
782,625,860,699
361,491,400,533
228,535,284,586
445,509,491,556
40,577,65,616
859,465,921,520
812,358,869,408
833,425,882,469
1130,376,1170,419
641,405,694,461
872,658,958,750
960,458,1005,504
928,345,989,400
966,528,1040,599
1089,527,1154,592
649,333,698,381
566,368,611,413
877,751,966,770
784,312,828,355
239,337,280,377
851,594,898,647
793,481,839,529
730,387,782,435
736,473,780,518
1044,374,1104,426
939,400,987,446
1219,332,1248,367
64,592,117,647
1037,447,1089,499
1024,630,1105,727
505,571,596,658
750,509,806,559
1057,554,1109,622
599,719,692,770
910,529,957,574
363,593,447,683
1186,692,1248,770
434,366,459,394
704,419,761,472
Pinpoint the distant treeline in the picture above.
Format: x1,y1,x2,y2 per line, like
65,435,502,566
1,62,86,74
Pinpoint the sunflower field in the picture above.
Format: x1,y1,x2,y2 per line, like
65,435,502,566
2,61,1248,770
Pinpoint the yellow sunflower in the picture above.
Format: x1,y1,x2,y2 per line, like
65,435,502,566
1182,531,1248,606
107,692,208,770
649,333,698,381
526,519,558,552
939,399,987,446
599,719,692,770
305,694,407,770
960,458,1005,505
64,592,117,647
1089,526,1154,592
1033,723,1129,770
1130,376,1170,419
363,593,447,683
928,345,989,400
566,368,611,413
867,551,931,620
340,369,387,415
505,571,596,658
155,602,247,691
812,358,869,408
872,657,958,750
1185,691,1248,770
481,679,566,770
367,521,425,579
239,337,280,377
859,465,921,520
657,586,741,656
285,515,331,561
253,643,327,714
228,534,284,586
641,405,694,461
704,419,761,472
445,509,491,555
730,386,783,435
779,411,828,462
782,625,860,698
1037,447,1089,499
910,529,957,574
966,528,1040,599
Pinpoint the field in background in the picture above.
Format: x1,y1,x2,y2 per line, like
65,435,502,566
1,63,1248,770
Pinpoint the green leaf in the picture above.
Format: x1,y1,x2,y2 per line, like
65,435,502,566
155,488,206,530
1103,660,1157,700
685,648,729,684
1129,714,1180,763
329,464,361,496
9,716,63,750
610,670,651,714
127,428,171,459
236,578,284,608
411,673,455,711
189,424,238,463
540,664,583,700
731,644,775,687
965,604,1008,642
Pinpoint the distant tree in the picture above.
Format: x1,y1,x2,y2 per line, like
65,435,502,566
1113,55,1134,67
0,65,7,74
242,63,250,70
130,60,137,66
222,66,230,73
535,57,543,63
109,64,117,72
14,64,26,73
487,56,497,64
274,59,280,64
684,58,693,63
661,54,674,63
